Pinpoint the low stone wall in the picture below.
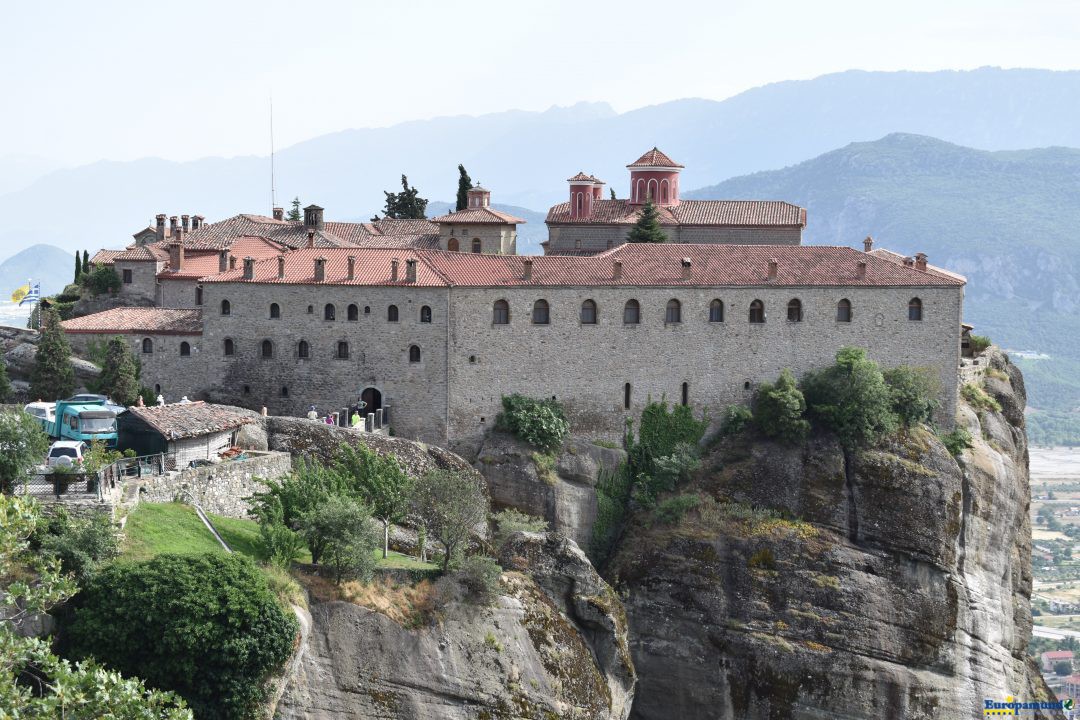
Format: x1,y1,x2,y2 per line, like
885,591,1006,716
139,450,290,518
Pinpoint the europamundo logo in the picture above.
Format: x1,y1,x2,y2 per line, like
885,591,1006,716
984,696,1074,715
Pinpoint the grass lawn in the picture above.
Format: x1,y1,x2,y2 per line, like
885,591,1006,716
123,502,434,570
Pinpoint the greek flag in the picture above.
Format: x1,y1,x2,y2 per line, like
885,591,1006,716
18,282,39,306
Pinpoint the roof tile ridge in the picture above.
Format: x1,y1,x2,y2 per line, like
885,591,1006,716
414,250,455,287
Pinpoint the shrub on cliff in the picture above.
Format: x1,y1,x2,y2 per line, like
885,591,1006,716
455,555,502,604
63,553,298,720
491,508,548,550
801,347,897,448
753,369,810,443
883,366,941,427
720,404,753,435
80,266,121,296
298,494,378,583
412,469,489,572
495,394,570,451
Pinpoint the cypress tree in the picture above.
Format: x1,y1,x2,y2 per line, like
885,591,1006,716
455,164,472,211
626,199,667,243
0,359,12,403
382,175,428,219
30,306,76,401
287,197,302,222
98,336,140,406
82,250,90,275
610,188,617,200
74,251,82,282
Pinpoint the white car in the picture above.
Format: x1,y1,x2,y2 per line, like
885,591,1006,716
24,402,55,424
46,441,87,468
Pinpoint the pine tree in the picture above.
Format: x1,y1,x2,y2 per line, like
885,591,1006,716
626,199,667,243
455,164,472,211
286,197,302,222
0,359,12,403
610,188,617,200
98,336,140,406
382,175,428,219
74,251,82,283
30,306,76,401
82,250,90,275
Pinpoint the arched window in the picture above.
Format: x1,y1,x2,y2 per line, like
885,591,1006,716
142,338,153,354
387,305,399,322
261,339,273,358
347,304,359,321
623,299,640,325
661,179,669,204
493,299,510,325
636,179,645,203
280,386,289,398
532,299,550,325
179,341,191,357
576,193,583,215
665,299,681,324
270,303,280,319
472,238,482,254
220,299,230,316
836,299,852,322
447,237,459,252
337,341,349,359
409,345,421,363
787,299,803,322
709,299,724,322
297,340,310,359
223,338,234,356
749,299,765,324
420,305,432,323
648,179,658,201
908,297,923,321
324,303,335,321
681,382,689,406
580,299,597,324
624,382,632,410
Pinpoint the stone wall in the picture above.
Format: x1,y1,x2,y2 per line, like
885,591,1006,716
114,259,161,303
438,224,517,255
139,450,290,518
159,279,199,308
546,224,802,254
65,331,206,403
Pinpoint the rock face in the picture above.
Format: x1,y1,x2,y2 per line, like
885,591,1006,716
476,432,627,548
609,348,1058,719
3,341,101,394
278,532,634,720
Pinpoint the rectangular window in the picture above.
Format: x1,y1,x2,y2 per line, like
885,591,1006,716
122,269,132,284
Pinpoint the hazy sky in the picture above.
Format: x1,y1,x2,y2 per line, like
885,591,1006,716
3,0,1077,165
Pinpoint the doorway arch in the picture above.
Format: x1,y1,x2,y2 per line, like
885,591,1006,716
360,386,383,415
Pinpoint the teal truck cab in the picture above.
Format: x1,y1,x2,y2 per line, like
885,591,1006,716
41,400,118,447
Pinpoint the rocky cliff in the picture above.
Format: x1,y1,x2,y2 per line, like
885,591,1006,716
278,532,634,720
607,348,1057,719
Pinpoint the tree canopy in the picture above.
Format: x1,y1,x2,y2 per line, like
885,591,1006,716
335,444,413,558
30,306,75,401
382,174,428,219
98,335,140,406
286,196,302,222
626,199,666,243
0,412,49,493
412,469,488,572
456,164,472,211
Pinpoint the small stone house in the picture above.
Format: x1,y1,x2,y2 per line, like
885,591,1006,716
119,402,252,466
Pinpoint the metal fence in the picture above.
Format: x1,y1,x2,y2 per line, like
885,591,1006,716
99,453,178,486
4,452,180,501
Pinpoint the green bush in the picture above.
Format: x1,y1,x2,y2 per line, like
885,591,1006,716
883,366,941,427
748,548,776,570
940,427,974,457
495,394,570,451
801,347,898,449
961,383,1002,414
651,442,701,490
969,334,992,353
653,494,701,525
636,400,708,462
753,369,810,443
589,464,633,567
258,520,307,568
455,555,502,604
35,510,119,584
80,266,121,296
491,508,548,550
720,405,753,436
298,494,378,583
63,553,298,720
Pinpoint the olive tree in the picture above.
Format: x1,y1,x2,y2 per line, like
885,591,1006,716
411,469,488,572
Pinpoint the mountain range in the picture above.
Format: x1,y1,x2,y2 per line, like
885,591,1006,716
4,67,1080,262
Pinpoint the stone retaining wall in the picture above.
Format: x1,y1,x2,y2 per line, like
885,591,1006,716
139,450,290,518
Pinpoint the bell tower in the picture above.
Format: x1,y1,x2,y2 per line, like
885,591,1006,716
627,147,684,207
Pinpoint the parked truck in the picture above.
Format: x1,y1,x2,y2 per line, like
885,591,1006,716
28,399,118,448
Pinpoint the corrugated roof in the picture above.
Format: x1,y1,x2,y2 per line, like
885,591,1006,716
127,401,251,440
61,308,203,335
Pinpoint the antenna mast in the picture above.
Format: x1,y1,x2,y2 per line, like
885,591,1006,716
269,93,276,212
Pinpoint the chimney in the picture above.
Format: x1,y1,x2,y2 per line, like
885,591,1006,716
914,252,928,272
857,260,867,279
243,256,255,280
390,258,399,282
306,231,315,249
277,255,286,279
168,242,184,272
219,250,229,273
767,258,778,280
613,259,623,281
156,213,167,242
303,204,325,231
522,258,533,281
314,256,326,282
681,257,692,281
863,235,874,253
346,256,356,280
404,259,417,283
192,215,204,231
169,216,179,237
272,207,284,221
230,256,237,270
181,214,190,233
903,256,915,268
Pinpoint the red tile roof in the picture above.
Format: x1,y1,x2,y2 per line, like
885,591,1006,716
867,248,966,285
546,199,805,227
1043,651,1074,659
90,249,124,266
113,244,169,262
567,172,594,182
201,244,963,289
365,218,440,236
61,308,203,335
158,236,287,280
127,401,251,440
627,147,684,169
430,207,527,225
